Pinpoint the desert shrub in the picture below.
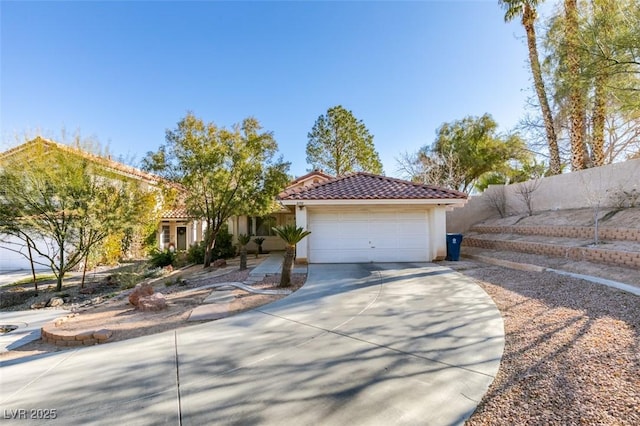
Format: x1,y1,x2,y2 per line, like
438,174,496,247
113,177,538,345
115,272,146,290
187,241,206,264
143,267,164,279
99,232,125,265
183,226,236,264
174,252,188,268
212,225,236,259
149,249,176,268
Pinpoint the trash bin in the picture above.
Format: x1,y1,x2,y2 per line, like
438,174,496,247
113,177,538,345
446,233,463,261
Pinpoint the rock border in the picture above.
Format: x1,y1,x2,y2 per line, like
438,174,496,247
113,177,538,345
41,316,112,347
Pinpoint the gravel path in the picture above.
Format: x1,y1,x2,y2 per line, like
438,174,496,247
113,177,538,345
451,262,640,425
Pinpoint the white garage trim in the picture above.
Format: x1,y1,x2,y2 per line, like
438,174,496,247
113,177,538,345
307,210,430,263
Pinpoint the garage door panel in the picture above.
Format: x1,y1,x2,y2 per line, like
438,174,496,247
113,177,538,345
308,210,431,263
342,239,370,250
403,239,430,249
371,236,398,248
341,222,368,235
374,223,399,235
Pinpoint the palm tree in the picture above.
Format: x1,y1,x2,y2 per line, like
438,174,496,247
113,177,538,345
237,234,251,270
564,0,587,170
272,224,311,288
500,0,562,175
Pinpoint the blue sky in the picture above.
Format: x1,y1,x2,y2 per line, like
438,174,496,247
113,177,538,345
1,0,545,178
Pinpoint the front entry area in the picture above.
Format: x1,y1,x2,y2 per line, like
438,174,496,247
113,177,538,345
307,210,430,263
177,226,187,251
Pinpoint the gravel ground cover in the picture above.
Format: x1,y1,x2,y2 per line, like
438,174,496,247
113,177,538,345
450,261,640,425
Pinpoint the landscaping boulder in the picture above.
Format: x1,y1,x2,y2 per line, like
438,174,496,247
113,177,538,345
30,301,47,309
128,282,154,306
47,297,65,307
137,293,167,311
213,259,227,268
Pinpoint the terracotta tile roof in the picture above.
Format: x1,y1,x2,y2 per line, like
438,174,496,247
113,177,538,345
278,172,467,201
161,208,193,219
288,169,334,186
0,137,171,186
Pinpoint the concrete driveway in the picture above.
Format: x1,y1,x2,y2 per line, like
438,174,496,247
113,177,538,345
0,263,504,425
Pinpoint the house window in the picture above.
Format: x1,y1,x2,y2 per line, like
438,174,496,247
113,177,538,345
246,215,293,236
162,225,170,246
255,216,277,236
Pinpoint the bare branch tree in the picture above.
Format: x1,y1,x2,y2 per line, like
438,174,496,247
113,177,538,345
483,185,508,218
514,177,543,216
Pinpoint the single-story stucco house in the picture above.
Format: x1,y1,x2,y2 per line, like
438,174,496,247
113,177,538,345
276,172,468,263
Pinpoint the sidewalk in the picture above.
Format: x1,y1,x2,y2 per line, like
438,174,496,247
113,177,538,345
244,251,307,281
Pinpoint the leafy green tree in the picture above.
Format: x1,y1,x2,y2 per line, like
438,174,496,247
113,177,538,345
143,113,290,267
500,0,561,175
475,157,546,192
404,114,528,193
306,105,383,176
0,139,146,291
272,224,311,288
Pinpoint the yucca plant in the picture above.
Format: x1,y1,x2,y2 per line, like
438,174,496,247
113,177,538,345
237,234,251,270
272,224,311,287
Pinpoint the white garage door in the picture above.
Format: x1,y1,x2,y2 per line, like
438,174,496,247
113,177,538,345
308,211,430,263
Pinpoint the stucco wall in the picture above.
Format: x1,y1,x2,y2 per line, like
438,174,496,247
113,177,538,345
447,158,640,233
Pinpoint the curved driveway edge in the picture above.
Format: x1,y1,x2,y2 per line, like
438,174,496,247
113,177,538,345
0,263,504,425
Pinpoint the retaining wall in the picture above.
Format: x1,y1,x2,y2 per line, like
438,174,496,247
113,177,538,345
447,158,640,233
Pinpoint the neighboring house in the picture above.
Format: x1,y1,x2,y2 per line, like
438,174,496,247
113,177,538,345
278,172,468,263
0,138,173,271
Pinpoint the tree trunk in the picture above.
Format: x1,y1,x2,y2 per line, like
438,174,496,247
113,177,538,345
523,5,562,175
56,244,64,292
591,74,606,166
279,246,294,288
565,0,586,171
56,274,63,292
81,253,89,289
203,227,216,268
240,245,247,270
27,240,38,294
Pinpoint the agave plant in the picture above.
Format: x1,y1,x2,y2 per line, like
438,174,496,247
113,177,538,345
237,234,251,270
272,224,311,287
